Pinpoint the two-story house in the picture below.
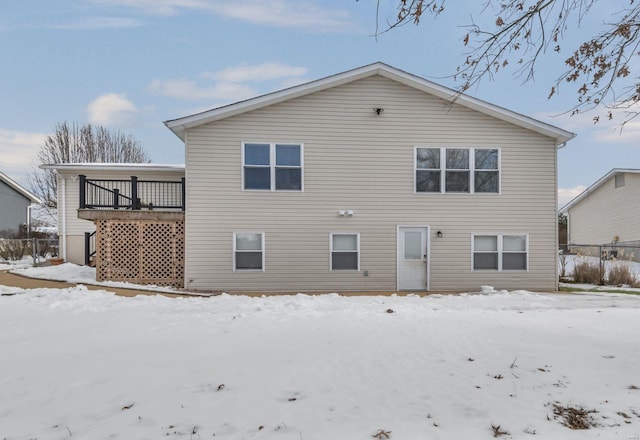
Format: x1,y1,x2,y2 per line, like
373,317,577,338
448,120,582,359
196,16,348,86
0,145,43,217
48,63,573,292
159,62,574,293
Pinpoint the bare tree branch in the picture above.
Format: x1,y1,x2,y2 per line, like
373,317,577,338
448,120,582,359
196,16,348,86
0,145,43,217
369,0,640,122
28,121,150,211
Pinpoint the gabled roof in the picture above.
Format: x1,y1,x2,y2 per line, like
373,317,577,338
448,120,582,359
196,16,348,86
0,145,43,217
0,170,42,204
561,168,640,212
165,62,576,145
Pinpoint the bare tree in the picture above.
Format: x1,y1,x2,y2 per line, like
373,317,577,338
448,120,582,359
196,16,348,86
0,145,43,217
30,121,151,209
370,0,640,123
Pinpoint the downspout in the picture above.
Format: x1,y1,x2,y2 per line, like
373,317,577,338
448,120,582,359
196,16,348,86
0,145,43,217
26,204,33,238
555,136,573,288
59,174,66,261
554,140,564,290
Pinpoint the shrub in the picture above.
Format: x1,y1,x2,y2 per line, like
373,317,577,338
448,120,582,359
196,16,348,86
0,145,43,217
558,251,568,278
0,239,31,261
572,260,602,285
606,263,638,287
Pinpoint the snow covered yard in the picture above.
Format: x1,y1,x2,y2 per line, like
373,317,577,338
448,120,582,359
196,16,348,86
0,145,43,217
1,285,640,439
8,263,186,295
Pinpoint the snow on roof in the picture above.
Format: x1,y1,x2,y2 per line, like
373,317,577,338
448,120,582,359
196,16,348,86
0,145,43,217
40,163,185,174
165,62,576,146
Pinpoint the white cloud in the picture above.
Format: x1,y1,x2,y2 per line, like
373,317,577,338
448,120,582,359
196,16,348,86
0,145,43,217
148,62,308,102
0,129,48,184
87,93,139,127
88,0,209,16
208,0,351,31
50,16,144,30
88,0,351,30
558,185,587,208
591,118,640,145
536,105,640,146
206,62,308,83
147,79,257,102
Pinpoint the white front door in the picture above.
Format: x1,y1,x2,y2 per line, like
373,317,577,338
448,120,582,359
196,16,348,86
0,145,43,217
398,227,429,290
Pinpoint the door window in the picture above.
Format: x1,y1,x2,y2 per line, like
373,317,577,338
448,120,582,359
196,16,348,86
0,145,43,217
404,231,422,259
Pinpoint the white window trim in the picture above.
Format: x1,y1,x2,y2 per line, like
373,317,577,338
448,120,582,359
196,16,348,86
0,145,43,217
241,142,304,192
471,233,529,272
329,232,360,271
414,146,501,194
233,232,265,272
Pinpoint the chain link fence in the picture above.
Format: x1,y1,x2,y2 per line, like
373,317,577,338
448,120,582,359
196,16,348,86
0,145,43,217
0,238,59,265
559,243,640,286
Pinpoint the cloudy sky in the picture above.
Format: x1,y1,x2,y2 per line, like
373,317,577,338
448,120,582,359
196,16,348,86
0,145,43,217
2,0,638,206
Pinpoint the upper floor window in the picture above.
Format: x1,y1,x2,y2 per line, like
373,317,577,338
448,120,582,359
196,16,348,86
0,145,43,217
416,147,499,194
243,143,303,191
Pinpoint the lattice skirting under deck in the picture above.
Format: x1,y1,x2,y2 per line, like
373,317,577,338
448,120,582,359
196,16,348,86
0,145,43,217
96,218,184,288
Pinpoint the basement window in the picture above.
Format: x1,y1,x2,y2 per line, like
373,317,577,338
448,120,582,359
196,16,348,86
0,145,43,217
233,232,264,271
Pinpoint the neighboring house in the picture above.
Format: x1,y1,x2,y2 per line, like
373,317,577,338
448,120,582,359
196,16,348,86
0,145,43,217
40,164,185,271
162,62,574,293
0,170,42,235
562,169,640,248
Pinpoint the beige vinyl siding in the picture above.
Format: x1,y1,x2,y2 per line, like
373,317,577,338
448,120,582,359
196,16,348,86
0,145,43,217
60,169,184,264
185,75,558,292
568,172,640,244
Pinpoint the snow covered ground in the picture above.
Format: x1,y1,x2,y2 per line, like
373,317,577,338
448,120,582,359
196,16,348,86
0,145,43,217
0,256,38,271
7,262,185,294
1,274,639,438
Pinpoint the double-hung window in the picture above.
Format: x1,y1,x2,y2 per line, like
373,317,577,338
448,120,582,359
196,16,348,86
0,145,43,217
330,233,359,271
474,149,499,193
416,148,441,192
233,232,265,271
445,148,470,192
416,147,499,193
473,234,527,271
243,143,303,191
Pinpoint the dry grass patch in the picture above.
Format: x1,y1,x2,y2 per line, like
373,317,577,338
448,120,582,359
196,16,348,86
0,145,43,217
572,261,602,285
490,423,509,437
606,263,638,287
551,403,598,429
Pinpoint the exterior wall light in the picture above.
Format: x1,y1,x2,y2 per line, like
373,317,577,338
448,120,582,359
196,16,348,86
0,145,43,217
436,231,443,238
